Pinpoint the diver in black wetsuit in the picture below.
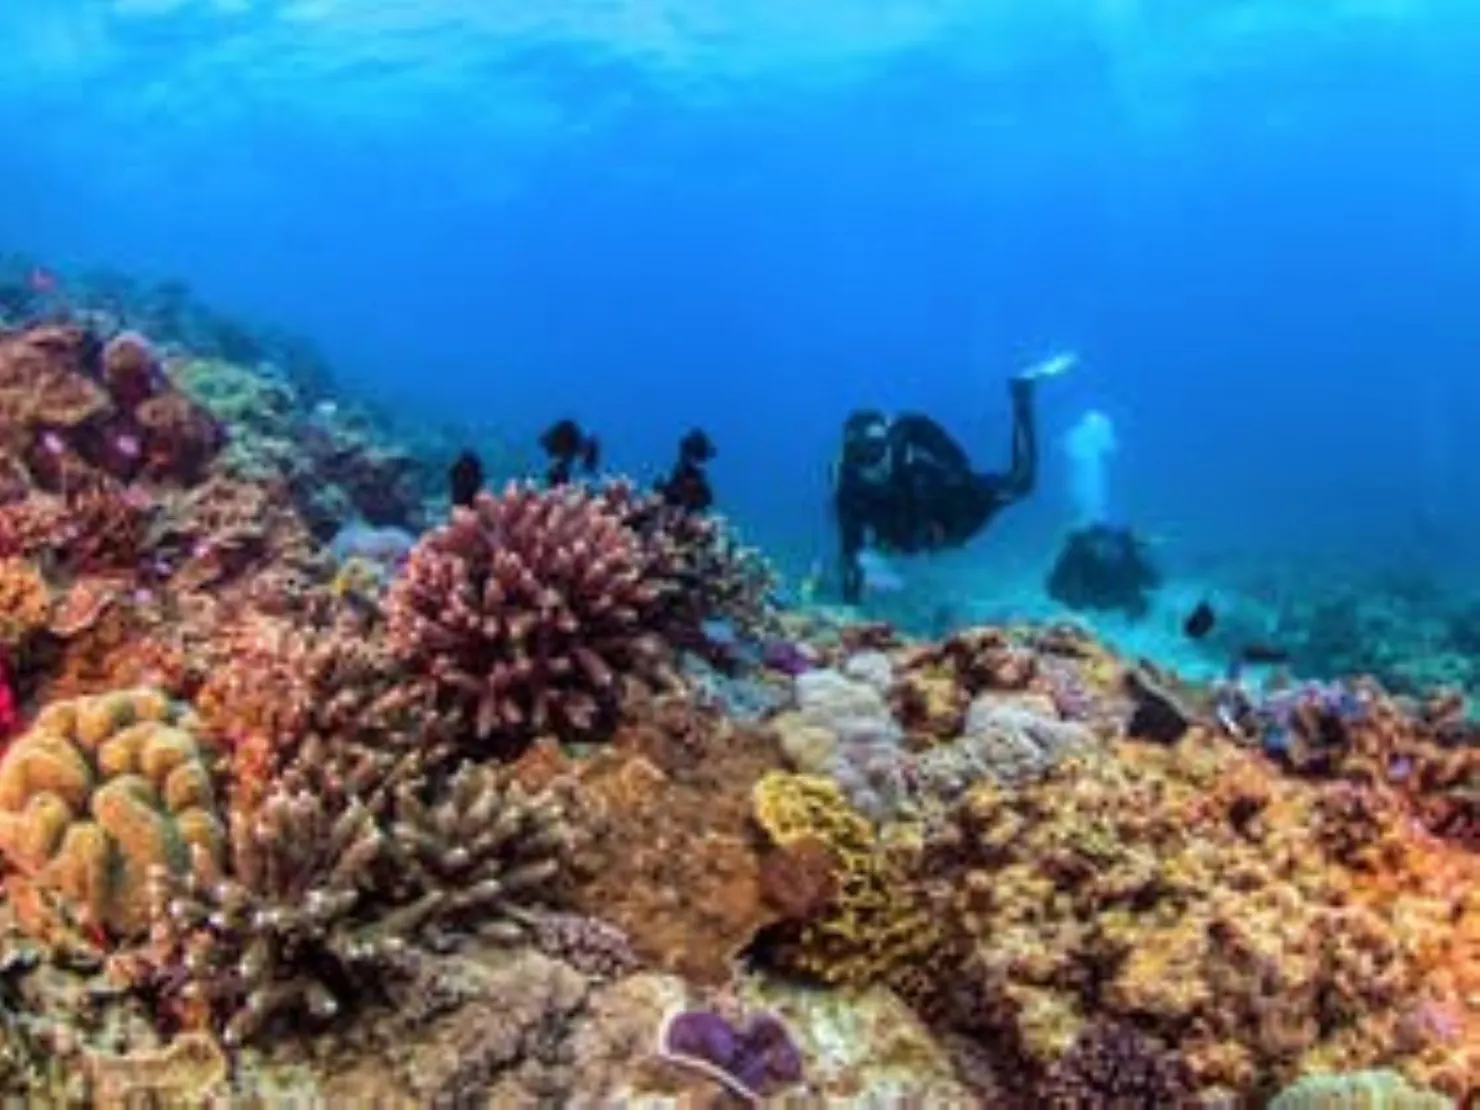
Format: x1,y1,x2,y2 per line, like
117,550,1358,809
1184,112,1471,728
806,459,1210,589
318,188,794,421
830,354,1075,604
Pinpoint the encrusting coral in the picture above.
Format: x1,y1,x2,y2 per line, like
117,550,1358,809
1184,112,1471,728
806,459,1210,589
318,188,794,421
920,730,1480,1103
750,770,939,995
0,688,224,940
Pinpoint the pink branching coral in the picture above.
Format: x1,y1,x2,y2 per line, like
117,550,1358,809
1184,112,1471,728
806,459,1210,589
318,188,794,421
386,482,679,752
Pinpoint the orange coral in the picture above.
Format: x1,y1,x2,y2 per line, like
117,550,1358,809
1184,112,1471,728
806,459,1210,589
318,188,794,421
0,556,52,647
0,326,110,452
536,701,784,984
0,687,224,939
924,730,1480,1102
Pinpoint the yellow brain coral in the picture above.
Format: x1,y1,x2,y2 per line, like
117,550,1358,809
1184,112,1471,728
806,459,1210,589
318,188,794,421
0,688,224,938
751,771,938,993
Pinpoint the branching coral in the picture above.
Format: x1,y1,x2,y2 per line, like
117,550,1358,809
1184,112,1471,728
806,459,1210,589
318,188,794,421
144,736,568,1045
387,482,679,752
602,482,778,644
195,614,444,813
144,782,406,1045
381,762,568,944
0,688,224,939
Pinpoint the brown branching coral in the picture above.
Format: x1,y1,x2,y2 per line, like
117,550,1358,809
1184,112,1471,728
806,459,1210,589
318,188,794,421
144,783,407,1045
387,482,680,752
602,483,778,645
144,737,569,1046
195,614,442,813
0,688,224,940
382,763,568,944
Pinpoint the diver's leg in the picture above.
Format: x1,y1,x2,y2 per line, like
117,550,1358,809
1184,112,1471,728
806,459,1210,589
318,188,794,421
1001,376,1038,499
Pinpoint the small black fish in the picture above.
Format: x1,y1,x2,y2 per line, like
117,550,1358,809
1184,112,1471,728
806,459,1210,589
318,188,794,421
1239,642,1291,666
539,419,599,485
658,459,714,514
448,449,484,508
1183,600,1216,640
539,418,584,460
679,427,715,464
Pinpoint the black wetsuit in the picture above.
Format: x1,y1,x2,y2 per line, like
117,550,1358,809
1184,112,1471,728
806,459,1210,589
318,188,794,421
832,380,1038,604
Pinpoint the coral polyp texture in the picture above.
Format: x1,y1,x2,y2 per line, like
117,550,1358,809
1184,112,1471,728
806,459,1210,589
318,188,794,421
386,481,677,749
922,731,1480,1102
0,688,223,939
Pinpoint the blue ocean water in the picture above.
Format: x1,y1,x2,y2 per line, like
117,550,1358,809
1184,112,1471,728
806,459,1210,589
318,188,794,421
3,1,1479,655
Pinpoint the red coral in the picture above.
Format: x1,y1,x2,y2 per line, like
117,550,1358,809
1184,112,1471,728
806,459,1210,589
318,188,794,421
386,482,679,753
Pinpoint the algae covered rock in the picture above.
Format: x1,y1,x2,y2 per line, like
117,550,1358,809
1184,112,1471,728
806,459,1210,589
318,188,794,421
0,688,224,938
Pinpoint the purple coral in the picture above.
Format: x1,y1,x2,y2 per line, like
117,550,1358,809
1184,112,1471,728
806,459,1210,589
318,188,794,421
658,1007,804,1102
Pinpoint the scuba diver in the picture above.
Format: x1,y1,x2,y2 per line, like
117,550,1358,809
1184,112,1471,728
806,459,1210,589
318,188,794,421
830,353,1075,604
1045,522,1162,619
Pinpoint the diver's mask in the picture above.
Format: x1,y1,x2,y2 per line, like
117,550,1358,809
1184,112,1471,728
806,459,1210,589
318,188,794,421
843,412,891,484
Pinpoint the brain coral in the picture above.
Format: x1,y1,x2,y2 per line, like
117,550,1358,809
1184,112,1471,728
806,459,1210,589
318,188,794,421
386,482,677,751
0,688,224,938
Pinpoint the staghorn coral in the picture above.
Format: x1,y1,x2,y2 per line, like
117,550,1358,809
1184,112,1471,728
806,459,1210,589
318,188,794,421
750,771,938,994
143,780,408,1045
0,688,224,940
602,482,778,645
924,730,1480,1103
387,481,679,752
381,761,569,945
195,613,445,813
144,737,568,1046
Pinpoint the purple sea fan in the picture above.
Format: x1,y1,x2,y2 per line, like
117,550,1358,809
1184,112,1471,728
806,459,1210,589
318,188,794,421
657,1007,804,1103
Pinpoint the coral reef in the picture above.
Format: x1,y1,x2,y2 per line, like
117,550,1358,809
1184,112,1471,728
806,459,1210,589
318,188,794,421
142,741,568,1045
535,697,786,984
921,730,1480,1102
751,770,939,994
2,280,1477,1108
387,482,681,751
0,688,224,940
